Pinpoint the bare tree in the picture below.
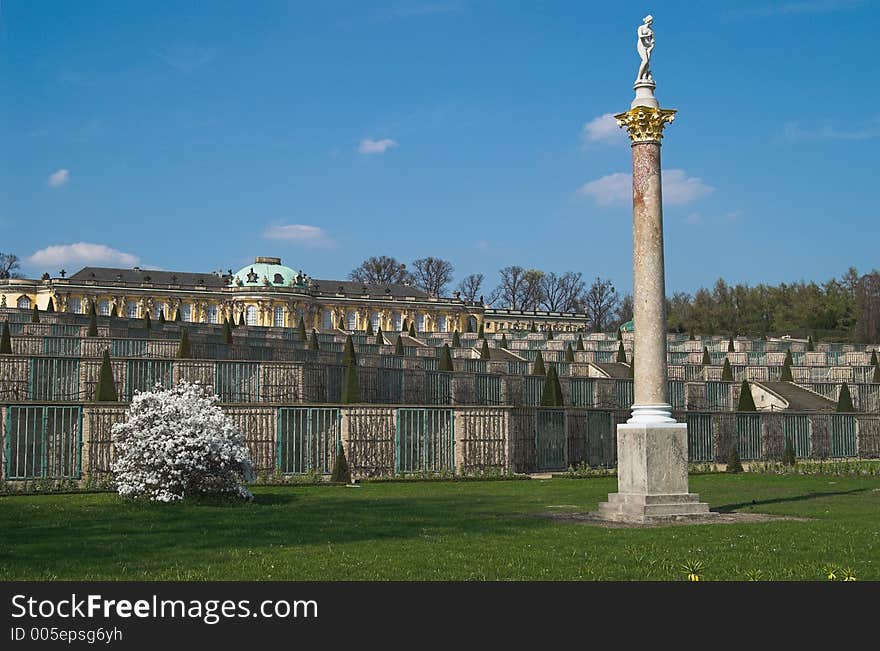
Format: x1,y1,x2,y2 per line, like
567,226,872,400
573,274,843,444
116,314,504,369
582,277,620,332
349,256,411,285
539,271,585,312
490,266,545,310
0,253,23,279
856,272,880,343
615,293,634,329
411,257,454,297
457,273,484,302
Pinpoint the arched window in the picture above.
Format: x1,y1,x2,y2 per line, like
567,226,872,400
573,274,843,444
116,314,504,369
180,303,192,322
246,305,258,326
154,303,167,319
467,316,477,333
273,273,284,284
207,304,219,324
437,315,447,333
69,297,82,314
415,314,425,332
126,301,139,318
392,312,402,331
294,307,304,326
98,300,110,316
273,305,285,327
347,312,357,330
16,296,31,309
322,310,333,330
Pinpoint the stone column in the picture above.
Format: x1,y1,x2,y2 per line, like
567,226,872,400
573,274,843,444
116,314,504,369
594,79,713,523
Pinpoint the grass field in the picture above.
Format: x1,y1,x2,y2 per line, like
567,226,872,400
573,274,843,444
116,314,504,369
2,474,878,581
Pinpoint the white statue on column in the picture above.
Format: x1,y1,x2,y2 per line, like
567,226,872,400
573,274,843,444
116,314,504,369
636,15,654,82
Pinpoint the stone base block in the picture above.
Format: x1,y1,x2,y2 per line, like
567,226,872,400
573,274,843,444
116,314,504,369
594,492,715,523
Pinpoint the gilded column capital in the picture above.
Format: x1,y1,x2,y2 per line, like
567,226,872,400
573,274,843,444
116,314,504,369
615,106,676,144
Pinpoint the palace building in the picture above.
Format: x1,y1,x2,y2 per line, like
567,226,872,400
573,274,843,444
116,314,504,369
0,256,591,334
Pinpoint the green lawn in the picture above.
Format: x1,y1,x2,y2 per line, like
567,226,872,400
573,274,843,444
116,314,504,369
1,475,878,581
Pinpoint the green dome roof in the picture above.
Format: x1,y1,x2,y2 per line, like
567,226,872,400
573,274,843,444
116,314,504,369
232,257,300,287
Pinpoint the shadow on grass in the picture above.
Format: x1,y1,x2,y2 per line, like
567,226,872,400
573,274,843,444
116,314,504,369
714,487,870,513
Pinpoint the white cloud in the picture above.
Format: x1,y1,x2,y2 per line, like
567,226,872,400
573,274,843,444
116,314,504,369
577,169,714,206
783,120,880,142
581,113,624,146
27,243,139,269
263,224,334,248
358,138,398,154
48,169,70,188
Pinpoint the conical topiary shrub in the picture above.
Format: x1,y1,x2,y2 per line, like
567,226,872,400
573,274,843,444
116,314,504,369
617,341,627,363
780,358,794,382
807,335,815,352
479,338,490,360
576,334,584,352
46,298,55,313
296,316,307,342
782,435,797,467
451,330,461,347
837,383,854,412
530,322,537,333
144,312,152,330
439,344,454,371
500,333,509,349
31,305,40,323
617,328,623,342
401,318,408,333
409,321,416,337
331,443,351,484
783,349,794,367
873,365,880,384
539,365,564,407
478,322,484,339
395,335,404,355
532,350,546,375
342,334,357,366
174,307,182,322
375,327,384,346
309,330,320,351
871,349,879,367
727,441,743,473
177,329,192,359
341,359,361,404
338,316,346,330
721,357,734,381
87,310,98,337
223,318,233,344
565,342,575,363
94,349,117,402
728,335,735,353
366,320,374,337
112,304,119,318
0,320,11,354
237,312,245,327
737,380,757,411
159,309,166,324
702,346,711,366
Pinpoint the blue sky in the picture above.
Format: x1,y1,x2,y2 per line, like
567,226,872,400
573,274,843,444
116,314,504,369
1,1,878,298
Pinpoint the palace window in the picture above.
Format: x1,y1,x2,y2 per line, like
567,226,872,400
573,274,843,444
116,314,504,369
322,310,333,330
180,303,192,322
392,312,402,331
273,305,285,327
437,315,447,333
126,301,139,319
415,314,425,332
98,300,110,316
347,312,358,330
69,298,82,314
154,303,167,319
246,305,258,326
370,312,381,331
16,296,31,309
207,304,219,324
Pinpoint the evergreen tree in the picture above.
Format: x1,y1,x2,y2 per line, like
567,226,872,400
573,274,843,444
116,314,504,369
547,328,554,341
783,349,794,367
87,310,98,337
340,359,361,405
297,316,307,342
375,327,384,346
366,320,374,337
871,349,879,367
737,380,757,411
46,298,55,313
726,441,743,473
309,330,320,351
409,321,416,337
532,350,546,375
565,342,575,363
338,316,346,330
94,349,118,402
342,334,357,366
237,312,245,327
807,335,815,352
401,318,408,332
780,358,794,382
478,322,484,339
836,383,854,413
873,365,880,384
480,338,491,360
500,333,509,349
177,328,192,359
617,340,627,363
144,312,152,331
112,304,119,318
702,346,711,366
395,334,405,355
576,334,585,352
439,344,454,372
721,357,734,381
540,365,564,407
530,322,537,333
617,328,623,342
728,335,735,352
452,330,461,347
31,304,40,323
223,318,233,344
782,435,797,467
159,309,166,324
0,320,11,354
174,307,182,322
330,443,351,484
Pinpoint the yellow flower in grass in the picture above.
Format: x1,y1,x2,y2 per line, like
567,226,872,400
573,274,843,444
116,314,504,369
823,564,839,581
841,567,857,582
682,560,704,582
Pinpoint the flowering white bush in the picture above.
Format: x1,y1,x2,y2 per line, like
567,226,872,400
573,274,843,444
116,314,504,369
111,381,255,502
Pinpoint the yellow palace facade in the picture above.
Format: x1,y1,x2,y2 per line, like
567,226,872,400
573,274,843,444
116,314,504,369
0,256,591,333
